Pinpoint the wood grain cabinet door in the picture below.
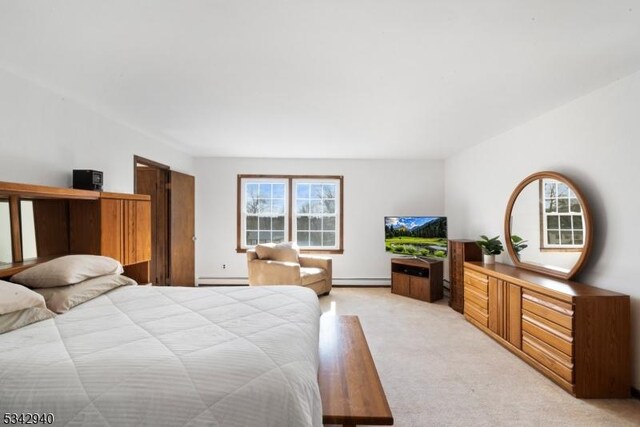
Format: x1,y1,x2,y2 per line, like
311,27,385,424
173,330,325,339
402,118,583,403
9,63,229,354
123,200,151,265
100,199,123,263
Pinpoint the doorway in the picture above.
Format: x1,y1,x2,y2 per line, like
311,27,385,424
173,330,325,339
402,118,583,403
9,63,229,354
134,156,196,286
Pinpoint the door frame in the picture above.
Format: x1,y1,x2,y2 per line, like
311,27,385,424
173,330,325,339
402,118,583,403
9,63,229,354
133,155,171,284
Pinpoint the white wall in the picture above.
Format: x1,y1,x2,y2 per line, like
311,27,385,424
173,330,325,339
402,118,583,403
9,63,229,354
0,68,194,193
445,69,640,387
195,157,445,284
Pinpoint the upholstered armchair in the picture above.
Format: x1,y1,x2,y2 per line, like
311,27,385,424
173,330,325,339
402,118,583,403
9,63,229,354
246,246,332,296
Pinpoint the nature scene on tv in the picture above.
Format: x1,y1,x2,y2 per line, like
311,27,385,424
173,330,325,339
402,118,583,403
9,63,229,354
385,216,448,258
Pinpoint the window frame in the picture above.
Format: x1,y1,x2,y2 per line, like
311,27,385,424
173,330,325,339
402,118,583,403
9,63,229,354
538,178,585,252
237,175,344,254
292,177,341,251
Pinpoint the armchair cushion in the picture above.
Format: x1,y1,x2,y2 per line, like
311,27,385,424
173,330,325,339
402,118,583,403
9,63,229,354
255,242,299,263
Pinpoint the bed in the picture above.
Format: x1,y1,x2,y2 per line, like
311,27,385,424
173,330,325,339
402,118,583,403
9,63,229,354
0,284,323,427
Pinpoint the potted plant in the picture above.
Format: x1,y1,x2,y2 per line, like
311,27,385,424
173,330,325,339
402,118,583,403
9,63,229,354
475,235,504,265
510,235,528,256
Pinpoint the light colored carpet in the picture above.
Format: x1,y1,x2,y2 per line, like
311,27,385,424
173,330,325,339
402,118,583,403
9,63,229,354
319,287,640,427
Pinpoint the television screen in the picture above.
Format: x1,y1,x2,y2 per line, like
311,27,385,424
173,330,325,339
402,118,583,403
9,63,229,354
385,216,448,258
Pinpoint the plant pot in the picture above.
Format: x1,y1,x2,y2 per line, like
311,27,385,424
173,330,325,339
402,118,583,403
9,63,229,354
483,254,495,265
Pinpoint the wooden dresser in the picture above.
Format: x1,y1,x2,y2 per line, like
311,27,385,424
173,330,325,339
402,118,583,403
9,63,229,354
448,239,482,313
464,261,630,398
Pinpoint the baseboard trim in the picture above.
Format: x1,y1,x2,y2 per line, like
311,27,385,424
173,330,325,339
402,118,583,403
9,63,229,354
198,277,391,286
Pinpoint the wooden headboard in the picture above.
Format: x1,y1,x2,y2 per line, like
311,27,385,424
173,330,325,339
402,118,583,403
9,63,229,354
0,181,151,283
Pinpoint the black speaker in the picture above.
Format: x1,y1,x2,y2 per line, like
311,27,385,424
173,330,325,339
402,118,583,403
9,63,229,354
73,170,103,191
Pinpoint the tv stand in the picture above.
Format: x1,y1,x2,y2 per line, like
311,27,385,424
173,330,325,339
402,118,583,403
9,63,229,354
391,258,443,302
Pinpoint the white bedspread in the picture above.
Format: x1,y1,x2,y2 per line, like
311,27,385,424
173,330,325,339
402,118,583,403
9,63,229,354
0,285,322,427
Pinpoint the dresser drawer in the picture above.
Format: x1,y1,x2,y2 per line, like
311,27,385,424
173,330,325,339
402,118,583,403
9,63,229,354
522,290,573,331
522,314,573,357
465,302,488,327
464,269,488,294
523,332,574,384
464,285,488,311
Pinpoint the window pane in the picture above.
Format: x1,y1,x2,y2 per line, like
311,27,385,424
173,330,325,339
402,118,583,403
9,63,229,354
557,198,569,213
246,231,258,246
310,232,322,246
548,231,560,244
310,200,322,214
323,232,336,246
557,183,569,197
259,217,271,230
323,200,335,214
561,231,573,244
574,231,584,245
272,232,285,243
570,198,581,213
259,183,271,198
246,183,259,198
544,182,556,198
297,199,310,214
297,232,309,246
273,216,285,231
310,216,322,230
246,215,258,230
572,215,583,230
297,184,310,198
545,199,556,213
259,231,271,243
272,198,285,214
273,183,285,198
297,216,309,230
323,184,336,198
310,184,323,198
547,215,559,229
246,195,259,214
560,216,572,229
323,216,336,230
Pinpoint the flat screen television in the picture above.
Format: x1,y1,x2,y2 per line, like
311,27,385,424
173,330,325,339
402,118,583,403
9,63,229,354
385,216,448,258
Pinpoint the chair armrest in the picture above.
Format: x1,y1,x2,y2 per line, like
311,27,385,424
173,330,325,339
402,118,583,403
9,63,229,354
248,259,302,285
247,249,259,262
299,255,332,283
299,255,331,270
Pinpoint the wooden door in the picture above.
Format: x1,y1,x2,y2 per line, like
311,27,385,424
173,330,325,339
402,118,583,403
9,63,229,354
169,171,195,286
136,166,169,284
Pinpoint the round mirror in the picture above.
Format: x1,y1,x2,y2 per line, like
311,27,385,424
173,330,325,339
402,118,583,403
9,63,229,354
504,171,592,280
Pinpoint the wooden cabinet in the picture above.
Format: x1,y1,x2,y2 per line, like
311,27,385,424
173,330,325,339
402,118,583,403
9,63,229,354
448,239,482,313
464,262,630,398
70,193,151,282
391,258,443,302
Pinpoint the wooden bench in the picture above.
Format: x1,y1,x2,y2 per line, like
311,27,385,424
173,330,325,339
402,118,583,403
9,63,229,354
319,315,394,427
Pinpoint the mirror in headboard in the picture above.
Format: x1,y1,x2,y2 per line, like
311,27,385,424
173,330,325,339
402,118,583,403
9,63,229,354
21,200,37,260
504,171,592,280
0,199,11,265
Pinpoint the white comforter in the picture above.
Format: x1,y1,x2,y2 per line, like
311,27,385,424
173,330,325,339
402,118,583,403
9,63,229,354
0,285,322,427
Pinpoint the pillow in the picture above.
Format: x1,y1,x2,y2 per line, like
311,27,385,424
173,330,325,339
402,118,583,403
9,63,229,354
255,242,300,263
11,255,124,288
0,280,55,334
34,274,137,314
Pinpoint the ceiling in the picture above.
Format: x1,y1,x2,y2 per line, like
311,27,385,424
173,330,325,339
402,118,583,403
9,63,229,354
1,1,640,159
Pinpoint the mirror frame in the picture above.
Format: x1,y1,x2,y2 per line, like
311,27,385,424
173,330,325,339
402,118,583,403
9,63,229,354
504,171,593,280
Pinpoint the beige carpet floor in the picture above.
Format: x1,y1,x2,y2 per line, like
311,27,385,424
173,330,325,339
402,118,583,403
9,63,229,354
319,287,640,427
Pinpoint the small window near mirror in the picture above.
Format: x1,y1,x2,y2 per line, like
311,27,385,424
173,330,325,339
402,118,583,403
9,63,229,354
540,179,585,250
20,200,38,260
0,200,11,264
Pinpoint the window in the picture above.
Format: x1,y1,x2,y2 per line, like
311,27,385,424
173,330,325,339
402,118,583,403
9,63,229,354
540,178,584,249
238,175,343,253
